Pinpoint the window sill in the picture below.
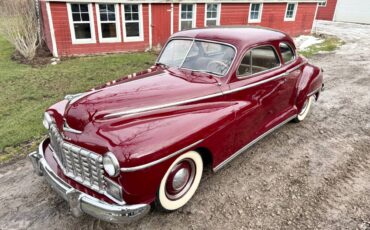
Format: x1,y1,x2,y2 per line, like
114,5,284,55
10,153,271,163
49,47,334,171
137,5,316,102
284,18,296,22
99,38,122,43
71,39,97,45
248,19,261,23
123,37,144,43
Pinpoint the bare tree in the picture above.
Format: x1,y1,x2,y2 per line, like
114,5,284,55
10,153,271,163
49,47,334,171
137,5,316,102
0,0,40,60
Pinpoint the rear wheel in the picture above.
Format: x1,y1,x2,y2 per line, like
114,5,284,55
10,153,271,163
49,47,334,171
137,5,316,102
157,151,203,211
293,96,314,122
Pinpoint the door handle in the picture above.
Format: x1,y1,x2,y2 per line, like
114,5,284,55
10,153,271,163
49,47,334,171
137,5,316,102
282,72,290,76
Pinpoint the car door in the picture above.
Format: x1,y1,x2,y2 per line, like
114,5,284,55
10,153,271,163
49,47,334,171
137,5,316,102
226,45,290,154
278,42,301,110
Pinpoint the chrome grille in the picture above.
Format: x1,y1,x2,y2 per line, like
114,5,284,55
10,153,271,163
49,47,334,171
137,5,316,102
49,124,106,194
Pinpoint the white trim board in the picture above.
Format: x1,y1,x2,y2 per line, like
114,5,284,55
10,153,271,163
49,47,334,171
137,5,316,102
46,2,58,57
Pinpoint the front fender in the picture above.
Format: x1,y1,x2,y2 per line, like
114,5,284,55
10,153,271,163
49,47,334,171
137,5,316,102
296,63,323,110
100,101,237,204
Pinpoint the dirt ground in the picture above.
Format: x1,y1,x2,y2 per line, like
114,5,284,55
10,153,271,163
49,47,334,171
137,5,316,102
0,21,369,230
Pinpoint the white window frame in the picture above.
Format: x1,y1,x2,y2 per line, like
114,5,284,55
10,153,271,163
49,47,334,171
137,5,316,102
284,2,298,21
67,3,96,44
248,3,263,23
122,3,144,42
318,0,327,7
179,3,197,31
204,3,221,27
96,3,121,43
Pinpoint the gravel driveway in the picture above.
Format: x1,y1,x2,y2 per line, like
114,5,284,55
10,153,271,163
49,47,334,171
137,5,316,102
1,20,369,230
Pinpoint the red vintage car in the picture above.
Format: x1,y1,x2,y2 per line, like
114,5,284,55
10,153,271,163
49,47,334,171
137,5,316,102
29,27,324,223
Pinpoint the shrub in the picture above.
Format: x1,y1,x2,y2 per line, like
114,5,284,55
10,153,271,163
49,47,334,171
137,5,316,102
0,0,40,60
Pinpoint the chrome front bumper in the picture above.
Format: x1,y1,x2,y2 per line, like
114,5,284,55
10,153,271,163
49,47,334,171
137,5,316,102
28,139,150,224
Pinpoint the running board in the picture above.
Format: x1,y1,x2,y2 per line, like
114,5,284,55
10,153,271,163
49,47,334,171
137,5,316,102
213,115,297,172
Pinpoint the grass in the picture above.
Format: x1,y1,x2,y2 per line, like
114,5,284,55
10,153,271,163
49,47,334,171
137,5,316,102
0,36,156,161
299,35,344,58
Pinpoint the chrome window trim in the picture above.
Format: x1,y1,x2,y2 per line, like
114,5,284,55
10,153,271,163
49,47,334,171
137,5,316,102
156,37,238,78
104,61,307,119
279,42,296,65
236,44,282,80
213,114,297,172
120,139,203,172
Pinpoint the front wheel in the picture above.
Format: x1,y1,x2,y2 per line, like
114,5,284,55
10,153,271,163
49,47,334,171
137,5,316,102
156,151,203,211
293,96,314,122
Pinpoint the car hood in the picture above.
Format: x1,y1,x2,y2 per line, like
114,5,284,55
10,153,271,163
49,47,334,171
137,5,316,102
64,68,222,131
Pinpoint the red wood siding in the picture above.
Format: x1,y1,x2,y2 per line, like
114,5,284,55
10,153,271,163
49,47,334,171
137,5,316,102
221,3,250,25
196,4,206,27
47,2,318,56
257,3,317,36
40,1,53,53
316,0,337,21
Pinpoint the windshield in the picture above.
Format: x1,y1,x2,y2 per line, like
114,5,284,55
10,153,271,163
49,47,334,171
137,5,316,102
157,39,236,77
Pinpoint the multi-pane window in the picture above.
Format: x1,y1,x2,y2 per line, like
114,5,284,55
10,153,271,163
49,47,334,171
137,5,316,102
205,4,220,27
180,4,195,31
249,3,262,23
237,46,280,77
279,43,295,63
69,3,95,43
97,4,120,42
285,3,297,21
123,4,143,41
318,0,327,7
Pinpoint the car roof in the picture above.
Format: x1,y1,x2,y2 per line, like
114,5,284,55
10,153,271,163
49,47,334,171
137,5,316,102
170,26,295,50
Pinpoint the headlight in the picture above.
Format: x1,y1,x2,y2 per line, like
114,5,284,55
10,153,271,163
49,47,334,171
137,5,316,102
43,112,52,130
103,152,120,177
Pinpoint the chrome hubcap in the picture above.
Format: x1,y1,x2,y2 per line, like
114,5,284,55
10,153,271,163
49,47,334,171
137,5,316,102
165,159,196,200
172,168,190,191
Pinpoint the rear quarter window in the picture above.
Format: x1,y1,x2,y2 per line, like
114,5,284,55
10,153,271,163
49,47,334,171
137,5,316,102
279,42,295,64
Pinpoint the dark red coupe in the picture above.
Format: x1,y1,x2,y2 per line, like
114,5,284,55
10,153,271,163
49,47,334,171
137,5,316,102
29,27,324,223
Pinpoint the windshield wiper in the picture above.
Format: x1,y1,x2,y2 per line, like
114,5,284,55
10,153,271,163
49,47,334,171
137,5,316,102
191,69,222,85
191,69,222,76
155,62,169,69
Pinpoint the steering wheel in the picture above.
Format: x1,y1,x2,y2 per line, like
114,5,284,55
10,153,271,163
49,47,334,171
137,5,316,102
207,60,228,74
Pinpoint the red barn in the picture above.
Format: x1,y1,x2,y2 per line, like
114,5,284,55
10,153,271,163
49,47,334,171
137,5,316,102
316,0,337,21
40,0,323,57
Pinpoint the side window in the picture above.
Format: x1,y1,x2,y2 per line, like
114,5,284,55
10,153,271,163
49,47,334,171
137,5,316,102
237,46,280,77
279,43,295,63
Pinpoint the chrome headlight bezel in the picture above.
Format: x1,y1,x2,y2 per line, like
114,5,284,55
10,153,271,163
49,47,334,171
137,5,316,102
43,112,53,130
103,152,120,177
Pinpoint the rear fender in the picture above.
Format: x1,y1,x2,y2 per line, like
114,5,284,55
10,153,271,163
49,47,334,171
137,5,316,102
295,63,323,110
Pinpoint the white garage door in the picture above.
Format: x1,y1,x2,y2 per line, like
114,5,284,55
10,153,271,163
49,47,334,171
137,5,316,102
334,0,370,24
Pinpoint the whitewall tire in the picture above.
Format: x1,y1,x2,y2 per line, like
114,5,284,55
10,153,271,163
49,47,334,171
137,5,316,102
294,96,314,122
157,151,203,211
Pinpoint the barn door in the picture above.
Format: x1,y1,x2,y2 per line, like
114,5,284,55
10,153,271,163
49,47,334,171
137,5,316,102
152,4,172,49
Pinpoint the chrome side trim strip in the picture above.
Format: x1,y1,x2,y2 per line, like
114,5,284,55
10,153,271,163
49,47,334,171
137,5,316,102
213,114,296,172
104,62,307,119
104,93,223,119
120,139,203,172
63,120,82,134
